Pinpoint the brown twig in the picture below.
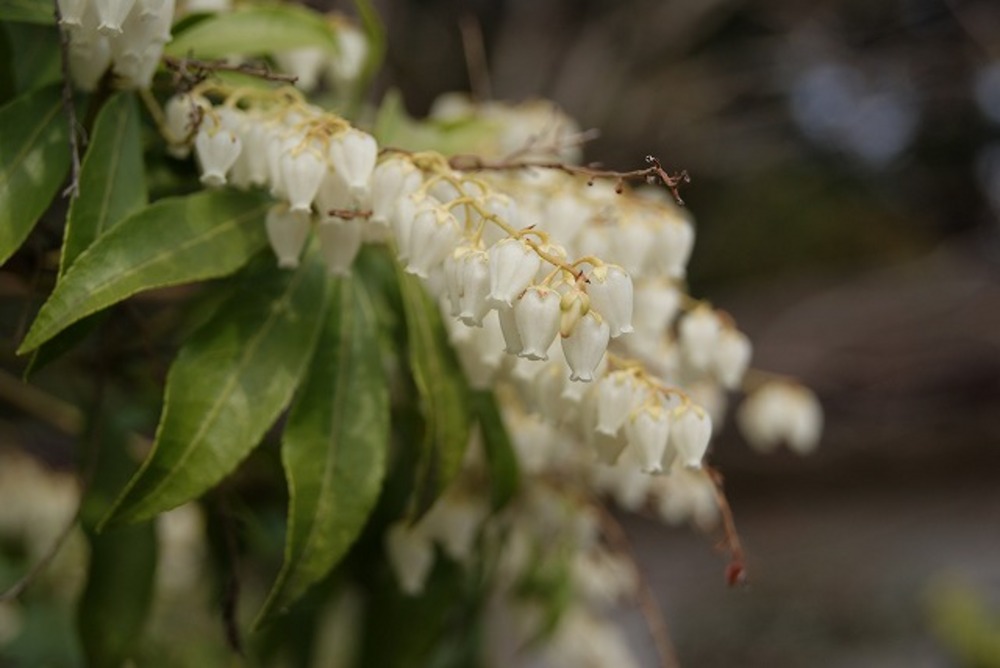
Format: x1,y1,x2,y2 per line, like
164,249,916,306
162,54,299,91
327,208,373,220
593,502,681,668
448,154,691,205
706,466,748,588
54,0,83,200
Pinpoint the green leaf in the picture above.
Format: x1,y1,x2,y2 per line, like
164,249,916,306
61,91,146,274
0,84,69,265
257,277,388,623
166,4,337,59
0,0,53,24
18,189,270,354
2,23,61,93
471,390,520,511
77,402,157,668
100,256,331,528
395,264,471,517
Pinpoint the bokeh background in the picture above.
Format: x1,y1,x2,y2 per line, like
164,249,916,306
370,0,1000,665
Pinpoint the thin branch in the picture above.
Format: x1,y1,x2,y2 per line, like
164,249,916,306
163,54,299,91
0,368,84,436
449,153,691,205
54,0,82,199
327,208,373,220
593,502,681,668
706,466,748,588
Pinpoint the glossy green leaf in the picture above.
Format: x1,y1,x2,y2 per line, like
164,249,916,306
77,402,156,668
396,265,471,517
166,4,337,59
257,277,388,623
0,0,53,24
61,91,146,274
100,257,330,528
2,23,61,93
471,390,520,511
0,85,69,265
18,189,270,354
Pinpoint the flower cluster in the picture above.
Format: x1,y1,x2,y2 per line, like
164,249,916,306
58,0,174,90
158,85,823,662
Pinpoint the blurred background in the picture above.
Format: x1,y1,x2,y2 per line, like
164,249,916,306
371,0,1000,665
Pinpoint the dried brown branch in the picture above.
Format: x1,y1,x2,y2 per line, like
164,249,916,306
706,466,748,588
327,208,373,220
163,54,299,91
448,153,691,205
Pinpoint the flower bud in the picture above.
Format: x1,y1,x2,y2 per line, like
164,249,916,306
737,382,822,454
194,117,242,187
670,405,712,469
280,143,328,214
586,264,634,338
328,128,377,205
678,305,721,371
488,238,541,308
561,312,609,382
623,405,671,473
316,218,362,276
514,286,560,360
265,204,311,269
714,328,752,390
385,521,434,596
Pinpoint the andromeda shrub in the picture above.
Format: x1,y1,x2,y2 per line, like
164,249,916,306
0,0,822,665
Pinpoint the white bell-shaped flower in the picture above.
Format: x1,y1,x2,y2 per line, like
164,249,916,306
421,493,489,563
314,169,354,221
68,39,113,92
113,42,163,89
327,128,377,205
655,464,719,530
670,404,712,469
406,202,461,279
316,218,362,276
514,286,560,361
58,0,87,26
370,157,422,226
656,218,695,279
737,382,822,454
265,204,311,269
274,47,327,91
596,371,643,436
264,129,290,198
280,143,328,213
714,328,752,390
497,305,523,355
327,22,368,83
559,288,589,338
611,223,654,276
385,521,434,596
94,0,135,34
390,193,420,262
633,278,680,336
561,311,609,382
678,305,721,371
229,117,267,188
586,264,634,338
457,251,491,327
194,116,242,187
624,405,671,473
478,192,520,245
542,192,589,246
163,93,206,154
487,238,541,308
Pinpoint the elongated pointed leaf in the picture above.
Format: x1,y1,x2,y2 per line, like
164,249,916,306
100,258,330,527
471,390,519,511
258,277,388,622
61,91,146,273
166,5,337,59
0,0,53,24
0,85,69,265
18,190,270,354
2,23,61,94
396,266,471,516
